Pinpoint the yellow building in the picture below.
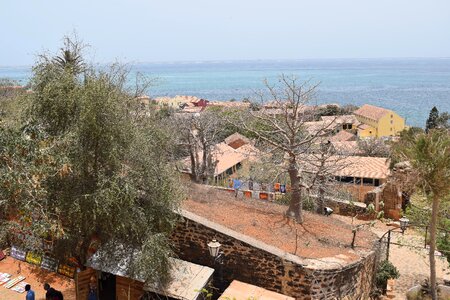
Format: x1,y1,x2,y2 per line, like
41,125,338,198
354,104,405,138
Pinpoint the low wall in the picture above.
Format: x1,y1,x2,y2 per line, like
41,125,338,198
170,210,380,300
211,186,368,218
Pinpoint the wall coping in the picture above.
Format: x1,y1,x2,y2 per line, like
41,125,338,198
178,209,375,270
211,185,367,209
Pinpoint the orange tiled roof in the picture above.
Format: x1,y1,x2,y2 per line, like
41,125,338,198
213,142,259,175
321,115,360,126
181,142,259,177
220,280,295,300
336,156,390,179
354,104,391,121
303,120,335,135
358,123,373,130
301,155,390,179
330,141,362,155
328,130,357,142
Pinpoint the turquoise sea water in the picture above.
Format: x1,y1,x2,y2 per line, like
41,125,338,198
1,58,450,127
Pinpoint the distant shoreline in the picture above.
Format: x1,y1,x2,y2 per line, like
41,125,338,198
2,56,450,68
2,58,450,128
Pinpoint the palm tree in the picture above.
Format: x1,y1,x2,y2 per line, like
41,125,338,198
52,36,85,75
398,129,450,300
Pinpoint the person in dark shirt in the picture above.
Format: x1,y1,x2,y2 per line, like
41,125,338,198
44,283,64,300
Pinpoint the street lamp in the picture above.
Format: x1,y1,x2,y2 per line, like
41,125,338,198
207,239,225,292
380,218,410,261
207,239,221,258
399,217,410,233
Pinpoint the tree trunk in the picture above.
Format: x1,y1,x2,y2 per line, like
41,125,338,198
189,147,200,183
317,175,325,214
429,193,440,300
201,140,208,184
286,158,303,223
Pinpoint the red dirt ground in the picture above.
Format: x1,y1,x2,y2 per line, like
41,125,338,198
183,184,377,263
0,257,75,300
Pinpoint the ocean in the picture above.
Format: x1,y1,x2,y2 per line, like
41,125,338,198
1,58,449,127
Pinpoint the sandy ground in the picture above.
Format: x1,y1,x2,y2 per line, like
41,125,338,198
185,184,377,263
374,226,449,299
0,257,76,300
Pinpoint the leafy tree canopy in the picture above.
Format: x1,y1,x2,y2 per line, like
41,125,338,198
0,37,181,284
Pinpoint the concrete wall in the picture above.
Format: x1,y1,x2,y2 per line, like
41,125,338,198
170,210,380,300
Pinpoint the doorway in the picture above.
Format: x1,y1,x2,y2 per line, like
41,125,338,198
98,272,116,300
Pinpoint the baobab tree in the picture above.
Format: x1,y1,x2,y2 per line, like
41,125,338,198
174,108,230,184
235,75,338,223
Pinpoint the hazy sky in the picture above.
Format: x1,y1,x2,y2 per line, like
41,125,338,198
1,0,450,66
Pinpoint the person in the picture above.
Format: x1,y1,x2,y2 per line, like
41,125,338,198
25,284,35,300
87,284,98,300
87,277,98,300
233,178,242,198
44,283,64,300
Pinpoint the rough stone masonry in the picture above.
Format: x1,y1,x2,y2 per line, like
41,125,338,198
170,210,381,300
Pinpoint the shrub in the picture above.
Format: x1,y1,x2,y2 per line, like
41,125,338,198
375,260,400,293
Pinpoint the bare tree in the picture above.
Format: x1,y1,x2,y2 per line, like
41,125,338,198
234,75,338,223
300,142,353,214
357,137,391,157
174,109,228,184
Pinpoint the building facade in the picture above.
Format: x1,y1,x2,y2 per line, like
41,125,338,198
354,104,405,138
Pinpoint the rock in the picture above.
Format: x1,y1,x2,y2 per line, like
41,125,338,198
406,284,450,300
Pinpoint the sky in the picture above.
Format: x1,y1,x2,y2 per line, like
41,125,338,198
1,0,450,66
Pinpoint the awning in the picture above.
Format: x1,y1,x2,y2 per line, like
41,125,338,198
86,245,214,300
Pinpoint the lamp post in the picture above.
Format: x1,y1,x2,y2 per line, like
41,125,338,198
207,239,225,291
379,217,410,261
207,239,222,258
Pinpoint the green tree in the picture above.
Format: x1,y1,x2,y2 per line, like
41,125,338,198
0,78,26,129
0,39,181,283
396,129,450,300
425,107,439,133
436,112,450,130
52,35,86,75
406,194,450,264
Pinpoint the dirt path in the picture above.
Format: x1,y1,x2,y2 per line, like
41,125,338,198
372,226,449,299
334,215,450,299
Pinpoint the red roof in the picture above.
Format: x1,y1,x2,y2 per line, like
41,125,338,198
354,104,390,121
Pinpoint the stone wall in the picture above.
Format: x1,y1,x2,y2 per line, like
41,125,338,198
211,186,368,218
170,210,380,300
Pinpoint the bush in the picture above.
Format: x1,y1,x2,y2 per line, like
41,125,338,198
437,232,450,264
375,260,400,293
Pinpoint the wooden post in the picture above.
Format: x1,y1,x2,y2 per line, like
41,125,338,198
386,230,391,261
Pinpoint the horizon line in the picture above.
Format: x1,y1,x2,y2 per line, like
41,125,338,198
1,56,450,69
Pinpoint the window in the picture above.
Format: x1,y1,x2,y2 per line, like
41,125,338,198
363,178,374,186
390,120,393,124
390,127,393,131
340,176,354,184
391,114,393,118
374,179,380,186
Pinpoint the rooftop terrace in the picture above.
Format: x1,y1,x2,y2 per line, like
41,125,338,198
183,184,377,264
